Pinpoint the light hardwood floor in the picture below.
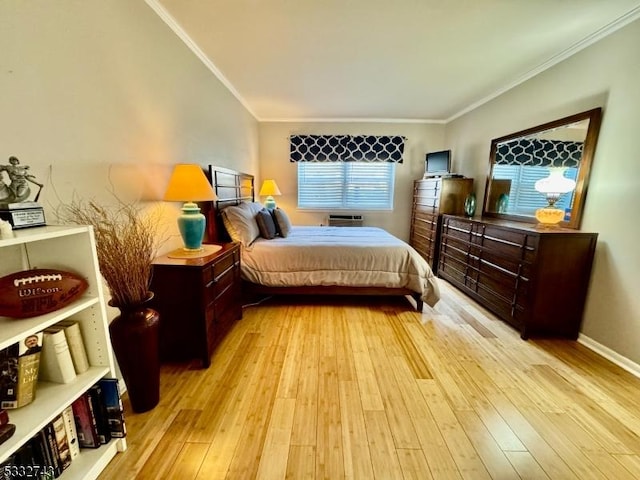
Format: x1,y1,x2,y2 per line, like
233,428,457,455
99,281,640,479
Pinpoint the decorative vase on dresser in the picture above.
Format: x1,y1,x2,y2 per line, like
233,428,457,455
409,177,473,273
437,215,598,339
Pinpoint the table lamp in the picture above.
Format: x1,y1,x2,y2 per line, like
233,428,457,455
164,164,217,251
534,167,576,226
259,179,281,210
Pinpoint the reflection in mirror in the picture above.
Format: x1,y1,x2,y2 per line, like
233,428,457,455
483,108,601,229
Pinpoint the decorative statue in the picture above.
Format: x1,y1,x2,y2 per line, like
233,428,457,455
0,156,43,204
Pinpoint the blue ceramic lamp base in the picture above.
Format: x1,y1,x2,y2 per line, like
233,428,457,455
177,202,206,251
264,196,277,210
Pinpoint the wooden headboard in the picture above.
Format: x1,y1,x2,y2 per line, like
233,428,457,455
204,165,254,243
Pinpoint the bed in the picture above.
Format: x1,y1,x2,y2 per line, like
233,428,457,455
203,166,440,311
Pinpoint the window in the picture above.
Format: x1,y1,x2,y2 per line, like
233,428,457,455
298,162,395,210
492,164,577,216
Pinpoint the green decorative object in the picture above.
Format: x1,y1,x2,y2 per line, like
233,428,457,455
464,193,476,217
496,193,509,213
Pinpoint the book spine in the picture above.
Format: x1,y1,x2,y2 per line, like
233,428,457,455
39,330,76,384
71,394,99,448
61,405,80,460
98,379,127,438
88,385,111,444
52,413,72,471
44,423,62,477
37,429,55,477
0,343,19,409
59,322,89,374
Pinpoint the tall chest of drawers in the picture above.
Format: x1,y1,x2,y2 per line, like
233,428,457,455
150,243,242,367
438,215,597,339
409,177,473,271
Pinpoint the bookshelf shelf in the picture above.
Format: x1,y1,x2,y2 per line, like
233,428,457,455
0,225,126,478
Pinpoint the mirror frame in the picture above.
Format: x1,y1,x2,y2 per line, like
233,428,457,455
482,107,602,229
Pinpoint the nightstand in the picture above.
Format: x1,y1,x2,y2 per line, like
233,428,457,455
150,242,242,367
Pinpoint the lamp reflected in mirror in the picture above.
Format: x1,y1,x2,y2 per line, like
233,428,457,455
259,179,281,210
534,167,576,226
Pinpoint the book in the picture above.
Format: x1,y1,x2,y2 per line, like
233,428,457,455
61,404,80,460
27,434,55,480
0,409,8,426
88,384,111,444
71,393,99,448
98,378,126,438
0,333,42,408
43,422,62,477
36,429,57,479
55,320,89,374
0,344,18,408
39,327,76,384
52,413,72,471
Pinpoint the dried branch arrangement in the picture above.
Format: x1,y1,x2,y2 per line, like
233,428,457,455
56,197,166,308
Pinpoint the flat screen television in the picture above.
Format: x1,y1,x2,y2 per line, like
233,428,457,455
425,150,451,176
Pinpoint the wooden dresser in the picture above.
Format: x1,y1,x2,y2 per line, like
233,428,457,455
150,243,242,367
438,215,597,339
409,177,473,271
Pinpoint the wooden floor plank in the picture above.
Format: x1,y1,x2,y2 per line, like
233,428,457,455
98,282,640,480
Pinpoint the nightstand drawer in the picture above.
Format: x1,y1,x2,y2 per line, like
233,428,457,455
203,249,238,284
204,262,237,304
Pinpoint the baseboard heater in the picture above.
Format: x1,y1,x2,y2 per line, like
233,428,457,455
328,214,364,227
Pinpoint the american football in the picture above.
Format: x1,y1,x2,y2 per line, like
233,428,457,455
0,269,89,319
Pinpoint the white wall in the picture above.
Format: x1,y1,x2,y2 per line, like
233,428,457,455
0,0,258,254
446,19,640,364
259,122,446,240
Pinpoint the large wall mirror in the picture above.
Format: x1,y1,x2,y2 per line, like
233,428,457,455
482,108,602,229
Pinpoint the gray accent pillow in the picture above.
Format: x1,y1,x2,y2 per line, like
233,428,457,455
272,207,292,238
256,208,277,239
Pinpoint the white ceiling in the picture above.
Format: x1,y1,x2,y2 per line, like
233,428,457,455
149,0,640,122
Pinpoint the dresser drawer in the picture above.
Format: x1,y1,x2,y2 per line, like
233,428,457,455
478,225,538,263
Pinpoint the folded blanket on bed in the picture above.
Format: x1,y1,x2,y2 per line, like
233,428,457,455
241,226,440,307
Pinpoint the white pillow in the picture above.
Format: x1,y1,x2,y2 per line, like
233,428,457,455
221,202,264,246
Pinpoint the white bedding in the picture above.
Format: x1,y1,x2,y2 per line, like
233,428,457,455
241,226,440,307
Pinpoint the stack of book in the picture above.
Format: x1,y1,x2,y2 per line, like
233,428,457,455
0,379,126,477
39,320,90,384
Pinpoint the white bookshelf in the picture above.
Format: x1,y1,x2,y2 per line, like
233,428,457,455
0,225,127,478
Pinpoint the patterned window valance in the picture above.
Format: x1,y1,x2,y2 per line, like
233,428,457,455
289,135,405,163
496,139,583,168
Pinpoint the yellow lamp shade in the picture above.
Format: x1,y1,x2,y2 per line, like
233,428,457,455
259,179,282,197
164,164,217,202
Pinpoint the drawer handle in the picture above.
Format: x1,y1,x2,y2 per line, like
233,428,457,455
213,263,237,282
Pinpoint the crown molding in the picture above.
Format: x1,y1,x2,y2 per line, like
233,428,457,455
144,0,259,121
262,117,445,124
446,5,640,123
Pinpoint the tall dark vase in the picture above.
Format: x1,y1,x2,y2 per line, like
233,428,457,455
109,294,160,413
